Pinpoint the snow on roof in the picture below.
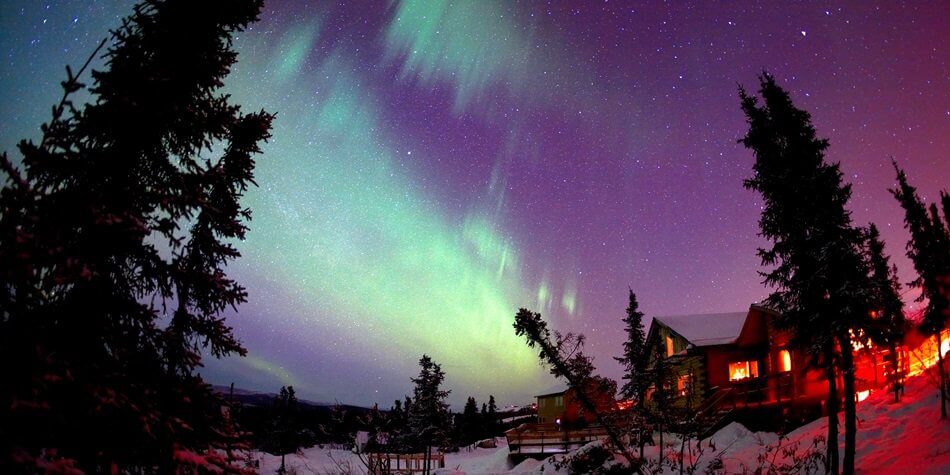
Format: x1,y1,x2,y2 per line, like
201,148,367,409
535,382,569,398
653,311,749,347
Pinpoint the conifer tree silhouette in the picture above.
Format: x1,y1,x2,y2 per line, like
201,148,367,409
0,0,272,471
739,73,872,475
891,163,950,418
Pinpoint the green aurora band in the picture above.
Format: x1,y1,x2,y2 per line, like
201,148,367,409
385,0,534,112
216,18,568,400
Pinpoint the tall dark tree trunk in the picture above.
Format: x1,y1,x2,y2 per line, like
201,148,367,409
838,333,857,475
826,359,840,475
425,444,431,475
639,399,646,459
938,331,948,419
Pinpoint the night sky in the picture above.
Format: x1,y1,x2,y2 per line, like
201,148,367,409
1,1,947,408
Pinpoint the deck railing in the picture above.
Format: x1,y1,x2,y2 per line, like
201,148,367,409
365,452,445,474
504,423,609,454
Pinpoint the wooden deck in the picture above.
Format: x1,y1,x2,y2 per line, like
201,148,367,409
505,423,609,456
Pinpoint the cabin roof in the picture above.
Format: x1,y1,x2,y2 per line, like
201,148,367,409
653,311,749,347
535,383,569,398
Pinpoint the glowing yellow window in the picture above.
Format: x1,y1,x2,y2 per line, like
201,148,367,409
677,374,692,397
729,361,759,381
779,349,792,372
666,336,674,357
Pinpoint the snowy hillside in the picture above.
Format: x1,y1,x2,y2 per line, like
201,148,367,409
665,366,950,474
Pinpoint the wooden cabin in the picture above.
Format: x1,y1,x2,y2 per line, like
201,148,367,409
535,379,617,427
535,384,568,424
507,380,617,457
643,304,896,417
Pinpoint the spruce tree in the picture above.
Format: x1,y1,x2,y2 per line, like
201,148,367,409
863,224,906,402
486,395,498,436
942,191,950,230
388,398,406,446
615,289,648,402
891,163,949,417
480,402,488,439
408,355,451,475
269,386,302,474
460,397,480,445
0,1,271,471
403,394,414,448
739,73,872,475
362,403,387,454
615,289,651,458
648,344,673,459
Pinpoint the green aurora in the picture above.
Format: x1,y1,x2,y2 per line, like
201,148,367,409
212,19,567,400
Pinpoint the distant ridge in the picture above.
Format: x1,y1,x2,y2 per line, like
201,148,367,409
210,385,370,411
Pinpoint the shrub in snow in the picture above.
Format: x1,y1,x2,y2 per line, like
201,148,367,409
552,441,633,474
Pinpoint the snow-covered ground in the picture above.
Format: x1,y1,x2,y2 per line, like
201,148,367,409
251,367,949,474
691,367,949,474
655,368,948,474
252,441,524,474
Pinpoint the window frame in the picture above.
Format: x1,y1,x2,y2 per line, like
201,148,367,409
728,360,760,381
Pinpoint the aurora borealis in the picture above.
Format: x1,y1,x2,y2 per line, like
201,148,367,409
1,1,947,407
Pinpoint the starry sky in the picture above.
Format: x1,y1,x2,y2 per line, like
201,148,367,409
1,1,947,408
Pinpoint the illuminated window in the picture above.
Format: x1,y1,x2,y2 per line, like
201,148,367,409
728,361,759,381
779,349,792,372
666,336,674,357
850,329,871,351
677,374,692,397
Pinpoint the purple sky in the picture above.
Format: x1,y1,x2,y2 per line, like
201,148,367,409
1,1,947,407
